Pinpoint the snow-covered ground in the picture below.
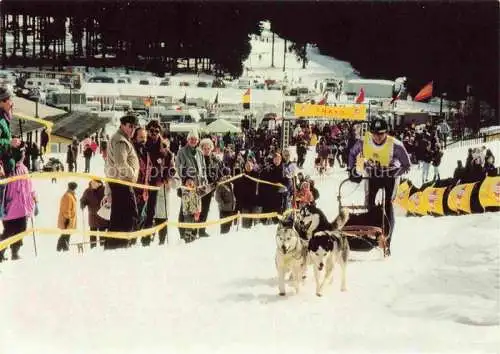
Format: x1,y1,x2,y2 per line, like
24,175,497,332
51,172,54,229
1,29,499,354
1,139,499,354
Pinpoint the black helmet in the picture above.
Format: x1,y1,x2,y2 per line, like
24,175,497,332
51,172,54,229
370,118,388,133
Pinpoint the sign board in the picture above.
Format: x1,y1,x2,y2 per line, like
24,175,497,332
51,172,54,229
294,103,367,120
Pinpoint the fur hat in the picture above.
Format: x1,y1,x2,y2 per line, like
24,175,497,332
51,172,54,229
0,86,12,101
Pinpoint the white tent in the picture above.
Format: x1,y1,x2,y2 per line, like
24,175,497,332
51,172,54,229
206,119,241,133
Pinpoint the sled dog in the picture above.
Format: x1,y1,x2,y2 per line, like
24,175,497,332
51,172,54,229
307,208,350,297
275,218,307,296
295,204,333,241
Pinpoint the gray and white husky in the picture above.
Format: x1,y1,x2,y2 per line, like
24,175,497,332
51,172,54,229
275,219,307,296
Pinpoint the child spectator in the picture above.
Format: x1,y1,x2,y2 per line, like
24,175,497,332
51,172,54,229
181,178,201,243
80,179,108,248
56,182,78,252
295,181,314,208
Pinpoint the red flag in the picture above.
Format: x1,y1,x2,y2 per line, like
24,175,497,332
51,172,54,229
355,87,365,103
318,92,328,105
414,81,433,101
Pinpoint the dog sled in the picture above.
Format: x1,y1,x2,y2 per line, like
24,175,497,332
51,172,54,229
337,177,390,257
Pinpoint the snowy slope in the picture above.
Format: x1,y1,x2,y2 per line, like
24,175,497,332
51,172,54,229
243,31,359,88
1,141,499,354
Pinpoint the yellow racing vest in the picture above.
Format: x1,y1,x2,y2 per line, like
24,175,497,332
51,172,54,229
362,132,395,168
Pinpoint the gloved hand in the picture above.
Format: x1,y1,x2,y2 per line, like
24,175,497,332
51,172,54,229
349,168,363,184
64,219,70,228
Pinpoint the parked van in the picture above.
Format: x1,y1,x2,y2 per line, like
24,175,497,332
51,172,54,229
25,78,61,90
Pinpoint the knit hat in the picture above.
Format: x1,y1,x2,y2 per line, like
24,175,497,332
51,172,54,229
0,87,12,101
370,118,388,133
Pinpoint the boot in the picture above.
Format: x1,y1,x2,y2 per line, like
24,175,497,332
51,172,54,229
198,229,210,238
141,235,152,247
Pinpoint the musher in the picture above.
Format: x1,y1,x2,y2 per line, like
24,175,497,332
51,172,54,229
347,118,411,255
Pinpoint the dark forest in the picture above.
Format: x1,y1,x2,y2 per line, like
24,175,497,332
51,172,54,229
1,1,498,109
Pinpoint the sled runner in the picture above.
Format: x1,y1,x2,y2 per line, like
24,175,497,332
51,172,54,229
337,177,390,257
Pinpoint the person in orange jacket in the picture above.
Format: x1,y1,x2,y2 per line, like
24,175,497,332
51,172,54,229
56,182,78,252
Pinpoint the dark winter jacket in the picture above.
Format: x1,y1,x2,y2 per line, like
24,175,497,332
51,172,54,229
146,137,167,186
233,170,261,209
453,165,466,181
215,181,236,212
421,149,433,164
80,185,109,229
203,153,223,185
431,149,443,167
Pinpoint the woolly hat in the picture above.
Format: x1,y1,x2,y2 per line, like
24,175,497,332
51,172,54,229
370,118,388,133
0,86,12,101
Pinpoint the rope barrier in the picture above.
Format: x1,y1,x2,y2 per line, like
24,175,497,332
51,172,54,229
0,209,296,252
0,171,162,190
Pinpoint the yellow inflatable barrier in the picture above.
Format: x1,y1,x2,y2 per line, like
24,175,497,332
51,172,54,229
394,180,412,210
447,182,477,214
407,190,427,216
422,187,447,215
478,176,500,208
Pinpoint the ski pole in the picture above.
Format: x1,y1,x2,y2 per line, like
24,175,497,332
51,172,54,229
164,184,169,245
30,217,38,257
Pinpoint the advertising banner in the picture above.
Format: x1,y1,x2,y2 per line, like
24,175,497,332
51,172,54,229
294,103,367,120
